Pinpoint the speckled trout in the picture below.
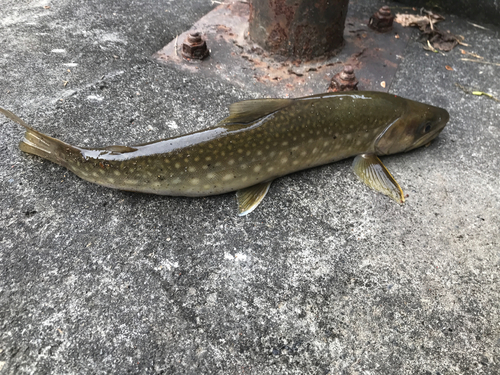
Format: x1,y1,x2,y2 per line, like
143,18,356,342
1,92,449,215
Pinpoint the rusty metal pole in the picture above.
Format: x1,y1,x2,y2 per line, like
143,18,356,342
249,0,350,60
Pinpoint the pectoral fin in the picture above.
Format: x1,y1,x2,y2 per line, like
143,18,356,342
236,181,272,216
352,154,405,204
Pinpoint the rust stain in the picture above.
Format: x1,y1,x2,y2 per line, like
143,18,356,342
154,5,411,96
315,0,330,12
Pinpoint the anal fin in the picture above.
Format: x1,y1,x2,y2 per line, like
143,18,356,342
352,154,405,204
236,181,272,216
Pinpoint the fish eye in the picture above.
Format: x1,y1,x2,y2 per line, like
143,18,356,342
424,122,432,133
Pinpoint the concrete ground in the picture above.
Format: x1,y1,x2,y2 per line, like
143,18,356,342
0,0,499,374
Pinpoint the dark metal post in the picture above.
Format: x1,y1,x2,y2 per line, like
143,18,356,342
249,0,350,60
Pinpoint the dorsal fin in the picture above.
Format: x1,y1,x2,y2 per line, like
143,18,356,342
222,98,293,124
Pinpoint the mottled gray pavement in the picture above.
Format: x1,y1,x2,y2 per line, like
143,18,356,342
0,1,499,374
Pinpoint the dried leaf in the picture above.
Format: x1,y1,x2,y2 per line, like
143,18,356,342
395,11,459,52
395,14,432,28
445,65,453,71
429,30,459,51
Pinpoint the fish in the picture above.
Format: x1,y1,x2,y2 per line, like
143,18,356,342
0,91,449,215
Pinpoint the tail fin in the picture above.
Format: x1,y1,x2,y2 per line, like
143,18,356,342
1,107,73,167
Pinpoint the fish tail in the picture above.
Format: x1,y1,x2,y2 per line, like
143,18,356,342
1,107,75,167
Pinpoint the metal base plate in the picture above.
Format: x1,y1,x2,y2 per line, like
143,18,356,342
154,2,411,98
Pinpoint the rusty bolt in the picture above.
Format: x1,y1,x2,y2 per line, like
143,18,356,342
368,5,394,32
181,32,209,60
328,65,359,92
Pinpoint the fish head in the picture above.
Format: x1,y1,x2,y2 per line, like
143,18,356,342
375,100,449,155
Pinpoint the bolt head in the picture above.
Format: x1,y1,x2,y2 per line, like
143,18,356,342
187,32,202,44
368,6,394,32
343,65,354,75
329,69,359,92
379,6,392,17
182,33,209,60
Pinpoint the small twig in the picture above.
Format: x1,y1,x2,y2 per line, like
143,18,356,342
424,40,438,53
460,58,500,67
460,49,483,59
471,91,499,102
467,21,490,31
455,83,499,102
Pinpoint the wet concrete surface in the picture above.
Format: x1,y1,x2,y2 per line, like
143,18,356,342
0,0,499,374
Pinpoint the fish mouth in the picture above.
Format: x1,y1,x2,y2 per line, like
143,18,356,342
407,129,442,151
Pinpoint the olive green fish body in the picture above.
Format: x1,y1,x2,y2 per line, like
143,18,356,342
1,91,449,215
